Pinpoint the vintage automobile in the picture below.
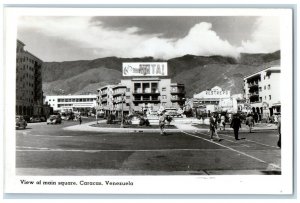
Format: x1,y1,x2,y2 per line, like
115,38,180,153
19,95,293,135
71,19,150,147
47,115,62,125
29,116,41,123
16,115,27,129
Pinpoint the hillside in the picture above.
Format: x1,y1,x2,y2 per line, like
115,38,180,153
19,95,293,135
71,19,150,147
42,51,280,97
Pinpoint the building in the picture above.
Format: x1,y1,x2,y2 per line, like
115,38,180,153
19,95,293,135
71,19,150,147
97,62,185,116
190,86,235,114
244,66,281,119
16,40,44,117
45,94,97,113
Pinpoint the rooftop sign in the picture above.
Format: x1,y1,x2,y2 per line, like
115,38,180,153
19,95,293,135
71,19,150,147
122,62,168,76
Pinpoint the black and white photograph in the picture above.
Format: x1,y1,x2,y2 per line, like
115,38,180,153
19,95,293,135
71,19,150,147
3,6,294,195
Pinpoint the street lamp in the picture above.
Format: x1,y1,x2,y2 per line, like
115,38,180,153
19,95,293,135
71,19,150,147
120,93,125,128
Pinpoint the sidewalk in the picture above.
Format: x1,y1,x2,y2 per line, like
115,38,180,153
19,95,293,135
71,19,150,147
63,120,278,133
63,120,182,133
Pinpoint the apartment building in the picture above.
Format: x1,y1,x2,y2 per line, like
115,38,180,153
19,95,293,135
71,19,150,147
97,62,185,116
244,66,281,119
16,39,44,117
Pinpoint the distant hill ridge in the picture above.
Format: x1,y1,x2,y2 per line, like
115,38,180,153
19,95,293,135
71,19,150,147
42,50,280,97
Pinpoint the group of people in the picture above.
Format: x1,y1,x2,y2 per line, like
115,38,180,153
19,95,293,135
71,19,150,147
155,111,280,148
209,112,281,147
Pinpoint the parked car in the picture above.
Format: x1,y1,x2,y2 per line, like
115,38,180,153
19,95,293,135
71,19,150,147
40,116,46,122
47,115,62,125
16,115,27,129
29,116,41,123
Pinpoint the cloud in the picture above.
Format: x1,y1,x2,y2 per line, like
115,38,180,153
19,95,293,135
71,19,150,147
238,17,280,53
18,16,279,61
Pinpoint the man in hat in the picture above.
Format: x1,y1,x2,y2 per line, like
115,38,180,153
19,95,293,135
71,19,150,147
230,113,241,140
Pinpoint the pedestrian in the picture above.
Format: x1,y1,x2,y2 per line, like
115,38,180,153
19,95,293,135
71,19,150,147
245,114,254,133
209,114,221,141
220,114,226,130
159,111,167,136
277,114,281,148
79,115,82,125
230,114,241,140
253,112,258,123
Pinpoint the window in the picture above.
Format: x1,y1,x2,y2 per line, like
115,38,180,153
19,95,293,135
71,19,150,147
126,88,130,92
126,96,130,99
162,95,167,99
268,84,271,90
162,87,166,91
264,86,266,90
269,95,271,100
162,102,167,106
259,97,262,102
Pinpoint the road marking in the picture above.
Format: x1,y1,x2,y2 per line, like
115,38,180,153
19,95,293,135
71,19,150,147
217,133,278,148
180,130,281,170
16,147,232,152
195,131,250,147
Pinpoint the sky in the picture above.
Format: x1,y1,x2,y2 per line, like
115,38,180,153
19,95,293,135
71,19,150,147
17,16,280,62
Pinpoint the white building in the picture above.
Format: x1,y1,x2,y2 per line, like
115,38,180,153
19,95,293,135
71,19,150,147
45,94,97,113
244,66,281,119
192,86,237,113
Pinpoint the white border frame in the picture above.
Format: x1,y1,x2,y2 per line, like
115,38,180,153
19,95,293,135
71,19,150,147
2,6,294,196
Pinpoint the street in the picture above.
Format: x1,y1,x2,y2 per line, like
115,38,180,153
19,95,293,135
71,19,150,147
16,118,281,175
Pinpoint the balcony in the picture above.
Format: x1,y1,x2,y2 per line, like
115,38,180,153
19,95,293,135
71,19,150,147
133,98,160,103
133,90,160,95
171,98,185,102
249,92,259,99
170,90,186,95
113,92,125,97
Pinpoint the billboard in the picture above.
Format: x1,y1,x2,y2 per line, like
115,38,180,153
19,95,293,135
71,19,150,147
122,62,168,76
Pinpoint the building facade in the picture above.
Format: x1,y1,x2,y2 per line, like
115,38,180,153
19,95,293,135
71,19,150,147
45,94,97,113
97,62,185,116
191,86,233,112
244,66,281,119
16,40,44,117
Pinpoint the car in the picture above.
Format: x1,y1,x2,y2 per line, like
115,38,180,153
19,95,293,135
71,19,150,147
40,116,46,122
16,116,27,129
29,116,41,123
47,115,62,125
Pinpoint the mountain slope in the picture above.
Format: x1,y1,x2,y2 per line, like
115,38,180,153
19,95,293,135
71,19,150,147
42,51,280,97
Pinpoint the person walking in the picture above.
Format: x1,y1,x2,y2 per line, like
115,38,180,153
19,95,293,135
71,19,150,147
277,114,281,148
78,115,82,125
159,111,167,136
209,114,221,141
220,114,226,130
230,114,241,140
245,114,254,133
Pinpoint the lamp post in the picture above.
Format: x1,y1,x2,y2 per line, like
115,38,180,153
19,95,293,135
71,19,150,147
120,93,125,128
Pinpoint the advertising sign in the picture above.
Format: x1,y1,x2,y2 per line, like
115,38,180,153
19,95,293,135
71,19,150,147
122,62,168,76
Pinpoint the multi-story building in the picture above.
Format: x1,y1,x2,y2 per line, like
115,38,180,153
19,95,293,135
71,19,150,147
244,66,281,119
45,94,97,113
97,62,185,117
16,39,44,117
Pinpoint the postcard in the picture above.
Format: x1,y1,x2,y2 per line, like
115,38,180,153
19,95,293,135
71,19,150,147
3,7,294,195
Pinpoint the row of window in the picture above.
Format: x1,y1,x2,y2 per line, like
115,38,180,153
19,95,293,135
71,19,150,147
16,57,38,64
48,98,97,102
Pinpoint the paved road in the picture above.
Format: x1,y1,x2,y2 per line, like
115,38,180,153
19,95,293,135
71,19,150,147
16,118,281,175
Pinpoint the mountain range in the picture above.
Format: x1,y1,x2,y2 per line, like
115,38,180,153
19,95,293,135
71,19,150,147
42,50,280,98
